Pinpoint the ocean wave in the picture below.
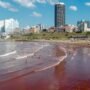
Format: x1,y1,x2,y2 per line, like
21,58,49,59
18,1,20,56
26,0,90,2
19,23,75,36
0,46,67,82
0,51,16,57
16,44,50,59
35,46,67,72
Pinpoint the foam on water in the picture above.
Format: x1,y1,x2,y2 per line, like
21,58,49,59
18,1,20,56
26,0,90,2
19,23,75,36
16,53,34,59
0,51,16,57
33,46,67,72
0,44,67,82
16,44,50,60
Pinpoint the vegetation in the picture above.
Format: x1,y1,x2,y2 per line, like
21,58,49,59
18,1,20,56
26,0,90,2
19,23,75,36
10,32,90,41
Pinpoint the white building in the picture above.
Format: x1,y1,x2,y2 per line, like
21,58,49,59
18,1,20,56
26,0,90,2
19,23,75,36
77,20,90,32
84,23,90,32
0,18,19,34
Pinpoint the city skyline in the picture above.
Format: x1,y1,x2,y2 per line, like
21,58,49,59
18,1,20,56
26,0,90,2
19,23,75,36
0,0,90,28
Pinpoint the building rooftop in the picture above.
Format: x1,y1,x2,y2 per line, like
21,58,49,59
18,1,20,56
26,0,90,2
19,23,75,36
55,2,65,5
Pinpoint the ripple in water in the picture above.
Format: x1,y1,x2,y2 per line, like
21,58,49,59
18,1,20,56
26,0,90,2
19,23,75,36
0,43,67,82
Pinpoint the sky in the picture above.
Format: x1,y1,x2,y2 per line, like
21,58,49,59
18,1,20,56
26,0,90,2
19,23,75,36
0,0,90,28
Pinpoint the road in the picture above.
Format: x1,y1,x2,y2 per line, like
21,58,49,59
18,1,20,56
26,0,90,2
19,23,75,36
0,42,90,90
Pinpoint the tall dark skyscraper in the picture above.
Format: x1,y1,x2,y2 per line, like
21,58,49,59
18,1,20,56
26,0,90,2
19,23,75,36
55,3,65,28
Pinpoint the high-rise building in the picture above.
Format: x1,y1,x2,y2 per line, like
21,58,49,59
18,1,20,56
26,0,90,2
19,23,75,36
77,20,90,32
86,21,90,28
0,18,19,34
55,2,65,29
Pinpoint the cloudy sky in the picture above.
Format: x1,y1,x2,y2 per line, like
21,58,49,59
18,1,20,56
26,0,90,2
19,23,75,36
0,0,90,28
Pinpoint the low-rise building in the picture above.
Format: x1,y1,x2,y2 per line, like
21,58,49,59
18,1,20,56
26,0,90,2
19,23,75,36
55,24,77,32
64,24,77,32
48,27,56,32
30,24,43,33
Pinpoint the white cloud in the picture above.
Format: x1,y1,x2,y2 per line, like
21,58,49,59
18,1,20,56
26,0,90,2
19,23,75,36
69,6,77,11
14,0,36,8
48,0,59,5
36,0,59,5
85,2,90,6
0,1,18,12
37,0,46,3
14,0,59,8
9,8,18,12
32,11,42,17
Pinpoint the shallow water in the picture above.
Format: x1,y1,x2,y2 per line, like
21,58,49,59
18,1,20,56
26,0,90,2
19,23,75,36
0,42,90,90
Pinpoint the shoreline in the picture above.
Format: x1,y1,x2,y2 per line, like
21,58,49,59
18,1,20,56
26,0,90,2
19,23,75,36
0,39,90,46
33,39,90,46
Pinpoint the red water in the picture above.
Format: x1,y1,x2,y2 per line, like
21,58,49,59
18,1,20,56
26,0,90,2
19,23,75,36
0,43,90,90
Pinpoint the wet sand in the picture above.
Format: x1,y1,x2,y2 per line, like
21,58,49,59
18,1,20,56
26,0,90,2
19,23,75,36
0,42,90,90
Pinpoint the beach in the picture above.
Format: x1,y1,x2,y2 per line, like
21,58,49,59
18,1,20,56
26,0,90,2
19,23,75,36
0,41,90,90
